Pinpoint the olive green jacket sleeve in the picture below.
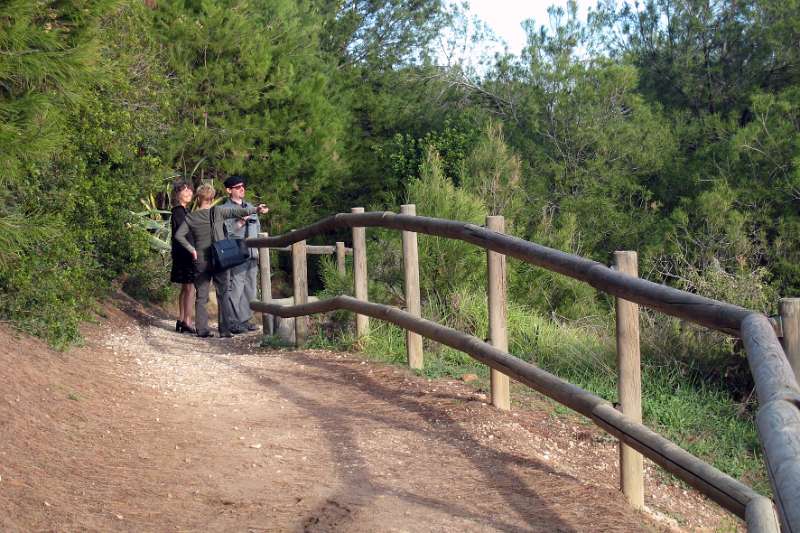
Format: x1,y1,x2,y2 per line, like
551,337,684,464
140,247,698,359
174,218,195,255
211,205,258,242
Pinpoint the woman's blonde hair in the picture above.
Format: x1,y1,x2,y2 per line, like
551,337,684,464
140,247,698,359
195,183,216,204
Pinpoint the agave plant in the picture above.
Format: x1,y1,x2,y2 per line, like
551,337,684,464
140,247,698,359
130,183,174,252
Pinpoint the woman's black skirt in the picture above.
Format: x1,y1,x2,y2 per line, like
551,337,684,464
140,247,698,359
170,247,195,284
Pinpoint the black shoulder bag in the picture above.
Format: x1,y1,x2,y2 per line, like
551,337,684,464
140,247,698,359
209,206,250,273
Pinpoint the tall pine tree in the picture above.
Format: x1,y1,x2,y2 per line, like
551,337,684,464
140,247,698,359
154,0,349,230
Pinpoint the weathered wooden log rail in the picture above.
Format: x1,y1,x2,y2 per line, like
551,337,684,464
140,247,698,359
254,236,352,335
269,244,353,255
247,209,800,532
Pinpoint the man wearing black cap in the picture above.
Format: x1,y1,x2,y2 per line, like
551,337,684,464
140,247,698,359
222,175,264,333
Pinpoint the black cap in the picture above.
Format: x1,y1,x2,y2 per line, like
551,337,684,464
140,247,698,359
223,175,245,188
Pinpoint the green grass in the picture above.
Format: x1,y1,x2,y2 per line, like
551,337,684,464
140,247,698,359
259,335,296,349
307,288,770,496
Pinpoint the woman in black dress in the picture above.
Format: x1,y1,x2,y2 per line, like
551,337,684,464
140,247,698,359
171,179,196,333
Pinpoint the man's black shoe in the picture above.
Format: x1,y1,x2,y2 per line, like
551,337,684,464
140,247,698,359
230,322,258,334
196,331,213,338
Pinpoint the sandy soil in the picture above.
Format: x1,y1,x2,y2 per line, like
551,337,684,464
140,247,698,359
0,293,743,532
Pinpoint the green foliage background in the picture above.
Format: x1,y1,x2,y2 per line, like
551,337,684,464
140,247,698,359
1,0,797,361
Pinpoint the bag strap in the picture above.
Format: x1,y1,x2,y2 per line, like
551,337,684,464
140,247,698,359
240,201,250,239
209,206,217,243
220,201,229,239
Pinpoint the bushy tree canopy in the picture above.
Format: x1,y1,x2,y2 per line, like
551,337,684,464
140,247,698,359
2,0,800,347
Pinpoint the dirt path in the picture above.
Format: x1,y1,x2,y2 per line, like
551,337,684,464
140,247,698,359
0,295,741,532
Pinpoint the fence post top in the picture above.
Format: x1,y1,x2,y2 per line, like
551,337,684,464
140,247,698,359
351,207,365,213
486,215,505,232
400,204,416,215
613,250,638,258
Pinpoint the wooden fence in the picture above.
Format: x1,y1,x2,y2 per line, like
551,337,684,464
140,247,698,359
255,234,351,337
247,207,800,532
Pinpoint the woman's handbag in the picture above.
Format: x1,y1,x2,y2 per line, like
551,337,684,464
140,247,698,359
209,207,250,273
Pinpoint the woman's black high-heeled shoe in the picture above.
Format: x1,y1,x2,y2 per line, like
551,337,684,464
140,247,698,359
176,320,196,334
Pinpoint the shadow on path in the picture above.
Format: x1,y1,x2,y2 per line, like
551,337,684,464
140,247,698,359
216,350,588,532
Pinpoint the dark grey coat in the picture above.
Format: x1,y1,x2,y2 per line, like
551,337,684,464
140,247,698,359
174,205,258,272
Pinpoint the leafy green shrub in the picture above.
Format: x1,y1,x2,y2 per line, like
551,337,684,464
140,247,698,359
639,186,777,385
407,146,488,300
511,210,606,320
314,255,356,334
122,252,174,304
0,1,172,348
0,223,96,349
386,117,484,186
458,121,524,220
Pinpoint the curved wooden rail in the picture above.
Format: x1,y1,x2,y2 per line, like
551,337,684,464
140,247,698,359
248,210,798,531
742,315,800,531
252,296,759,516
248,211,752,335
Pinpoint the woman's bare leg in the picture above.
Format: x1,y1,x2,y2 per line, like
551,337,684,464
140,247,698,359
181,283,195,327
177,286,186,325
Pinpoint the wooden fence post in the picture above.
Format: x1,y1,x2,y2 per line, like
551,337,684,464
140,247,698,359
401,204,423,370
336,241,346,276
352,207,369,339
780,298,800,382
292,239,308,347
614,250,644,509
258,232,273,336
487,215,510,410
